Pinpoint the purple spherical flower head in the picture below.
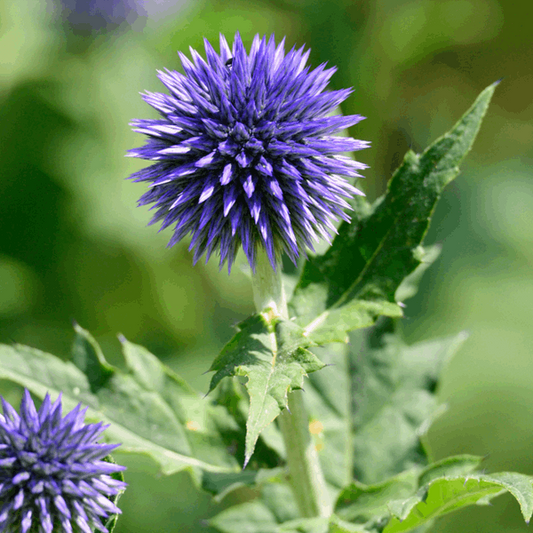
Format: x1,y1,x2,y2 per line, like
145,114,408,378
0,389,126,533
60,0,145,35
128,33,369,272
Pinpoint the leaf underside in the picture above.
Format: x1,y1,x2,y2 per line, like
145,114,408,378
302,326,468,491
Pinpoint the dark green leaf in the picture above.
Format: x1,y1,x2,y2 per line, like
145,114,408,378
72,322,114,392
208,312,324,464
289,83,497,344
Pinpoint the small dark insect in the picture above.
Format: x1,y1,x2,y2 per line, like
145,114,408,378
225,57,233,68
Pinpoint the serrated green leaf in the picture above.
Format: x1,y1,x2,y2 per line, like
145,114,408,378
289,83,497,344
383,473,533,532
0,326,242,485
211,375,286,472
208,312,325,464
384,455,484,524
333,461,533,532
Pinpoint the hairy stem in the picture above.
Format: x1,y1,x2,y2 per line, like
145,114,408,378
251,251,331,518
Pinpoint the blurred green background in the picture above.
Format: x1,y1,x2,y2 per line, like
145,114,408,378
0,0,531,531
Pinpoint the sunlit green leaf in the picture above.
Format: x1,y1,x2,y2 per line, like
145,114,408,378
334,460,533,532
383,473,533,532
417,454,483,487
208,312,324,464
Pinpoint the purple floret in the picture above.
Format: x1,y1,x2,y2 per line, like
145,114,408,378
0,390,126,533
128,32,369,272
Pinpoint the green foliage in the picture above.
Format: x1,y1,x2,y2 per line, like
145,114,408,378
301,326,467,493
289,82,498,345
104,455,127,533
335,465,533,533
3,83,529,533
204,82,498,466
0,325,243,485
209,458,533,533
208,312,324,464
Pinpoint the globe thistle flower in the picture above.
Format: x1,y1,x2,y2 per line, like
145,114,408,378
0,389,126,533
59,0,145,36
128,33,368,272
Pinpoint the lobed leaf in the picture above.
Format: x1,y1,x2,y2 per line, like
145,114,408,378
348,329,468,483
289,83,498,344
208,312,324,464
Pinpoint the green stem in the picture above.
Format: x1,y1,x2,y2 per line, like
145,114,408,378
251,251,332,518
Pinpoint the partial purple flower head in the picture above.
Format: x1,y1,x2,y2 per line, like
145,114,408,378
59,0,145,36
0,389,126,533
128,33,368,272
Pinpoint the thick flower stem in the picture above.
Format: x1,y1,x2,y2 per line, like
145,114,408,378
251,251,332,518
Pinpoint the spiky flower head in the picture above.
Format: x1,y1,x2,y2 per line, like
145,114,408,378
0,390,126,533
128,32,368,271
